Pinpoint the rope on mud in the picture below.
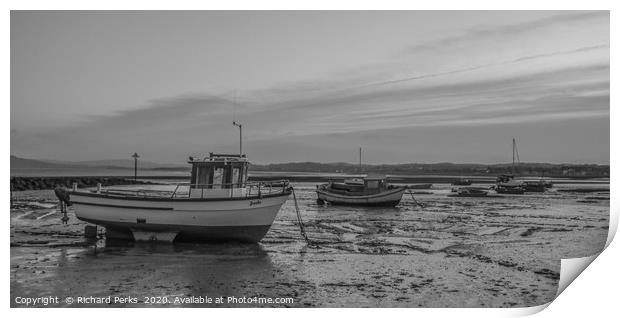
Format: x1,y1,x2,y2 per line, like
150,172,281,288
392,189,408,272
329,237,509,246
291,187,320,248
406,191,426,208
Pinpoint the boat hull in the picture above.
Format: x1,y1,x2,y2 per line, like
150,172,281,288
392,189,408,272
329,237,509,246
316,187,406,207
70,191,291,243
408,183,433,189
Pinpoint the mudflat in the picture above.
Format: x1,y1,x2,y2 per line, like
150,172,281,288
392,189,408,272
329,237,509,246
10,182,609,307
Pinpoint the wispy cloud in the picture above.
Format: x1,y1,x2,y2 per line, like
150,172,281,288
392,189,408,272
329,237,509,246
400,11,607,55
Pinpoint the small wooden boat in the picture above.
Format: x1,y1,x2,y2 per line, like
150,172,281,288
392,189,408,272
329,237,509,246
316,175,406,206
496,175,544,194
68,153,291,243
408,183,433,189
452,178,473,186
522,181,546,192
495,182,525,194
450,187,489,197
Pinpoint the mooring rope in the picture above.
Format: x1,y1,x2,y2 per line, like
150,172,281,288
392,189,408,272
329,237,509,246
407,191,426,208
291,187,320,248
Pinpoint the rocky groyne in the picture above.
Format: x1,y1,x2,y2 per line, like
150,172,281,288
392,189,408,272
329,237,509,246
10,176,156,191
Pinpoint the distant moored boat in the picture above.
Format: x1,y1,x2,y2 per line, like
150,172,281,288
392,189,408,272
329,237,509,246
316,175,407,207
450,186,489,197
451,178,473,186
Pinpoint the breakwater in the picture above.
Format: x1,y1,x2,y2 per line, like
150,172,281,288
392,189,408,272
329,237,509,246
10,176,156,191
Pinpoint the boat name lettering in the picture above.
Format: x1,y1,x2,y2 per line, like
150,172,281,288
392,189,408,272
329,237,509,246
249,199,262,206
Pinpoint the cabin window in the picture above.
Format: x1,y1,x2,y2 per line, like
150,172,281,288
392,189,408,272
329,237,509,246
212,167,224,189
190,165,197,185
232,167,241,188
223,165,233,189
366,180,379,189
196,165,210,188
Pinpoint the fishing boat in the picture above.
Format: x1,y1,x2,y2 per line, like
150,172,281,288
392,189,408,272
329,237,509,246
61,122,292,243
316,175,407,206
67,153,291,243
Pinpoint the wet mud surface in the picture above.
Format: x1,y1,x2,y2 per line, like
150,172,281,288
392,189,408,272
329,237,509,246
10,183,609,307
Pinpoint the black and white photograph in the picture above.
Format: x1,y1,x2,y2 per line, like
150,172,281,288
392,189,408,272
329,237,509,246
8,8,613,311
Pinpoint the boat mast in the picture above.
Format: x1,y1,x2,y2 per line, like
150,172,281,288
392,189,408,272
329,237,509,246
512,138,515,174
359,147,362,173
512,138,520,175
233,121,242,156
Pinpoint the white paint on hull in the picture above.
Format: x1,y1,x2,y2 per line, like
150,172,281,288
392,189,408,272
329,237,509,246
70,192,290,228
316,187,406,205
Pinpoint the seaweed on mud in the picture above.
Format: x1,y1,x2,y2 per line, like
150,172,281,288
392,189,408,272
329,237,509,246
321,282,373,290
520,227,542,237
533,269,560,280
441,215,472,223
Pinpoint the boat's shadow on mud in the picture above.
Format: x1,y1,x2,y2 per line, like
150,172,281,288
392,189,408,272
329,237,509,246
58,239,283,303
89,239,271,257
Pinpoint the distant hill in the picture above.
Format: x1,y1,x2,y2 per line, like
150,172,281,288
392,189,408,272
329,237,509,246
10,155,186,171
72,159,186,170
10,156,78,169
10,155,609,178
251,161,609,178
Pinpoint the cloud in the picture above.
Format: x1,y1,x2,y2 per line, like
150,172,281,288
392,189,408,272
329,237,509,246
77,93,238,130
400,11,608,55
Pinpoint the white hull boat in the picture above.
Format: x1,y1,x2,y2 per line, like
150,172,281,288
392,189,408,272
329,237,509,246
316,175,406,207
67,153,292,243
316,186,406,206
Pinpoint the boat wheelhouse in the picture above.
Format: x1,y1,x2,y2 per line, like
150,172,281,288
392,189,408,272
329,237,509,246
187,153,251,198
69,153,291,243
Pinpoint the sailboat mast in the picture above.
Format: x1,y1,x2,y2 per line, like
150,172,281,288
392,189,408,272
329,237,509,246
359,147,362,173
512,138,515,174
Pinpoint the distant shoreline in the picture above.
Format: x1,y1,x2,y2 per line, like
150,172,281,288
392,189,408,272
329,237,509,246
10,173,610,192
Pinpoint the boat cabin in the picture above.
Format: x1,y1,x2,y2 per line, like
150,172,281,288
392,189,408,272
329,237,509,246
330,174,388,195
188,153,249,198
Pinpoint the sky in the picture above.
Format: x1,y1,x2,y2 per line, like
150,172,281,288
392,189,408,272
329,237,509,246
10,11,610,164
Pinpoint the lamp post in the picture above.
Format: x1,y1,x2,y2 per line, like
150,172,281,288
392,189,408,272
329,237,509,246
132,152,139,181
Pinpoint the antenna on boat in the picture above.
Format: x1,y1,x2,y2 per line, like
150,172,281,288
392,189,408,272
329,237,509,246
233,121,242,156
232,90,243,156
512,138,520,175
232,90,237,123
